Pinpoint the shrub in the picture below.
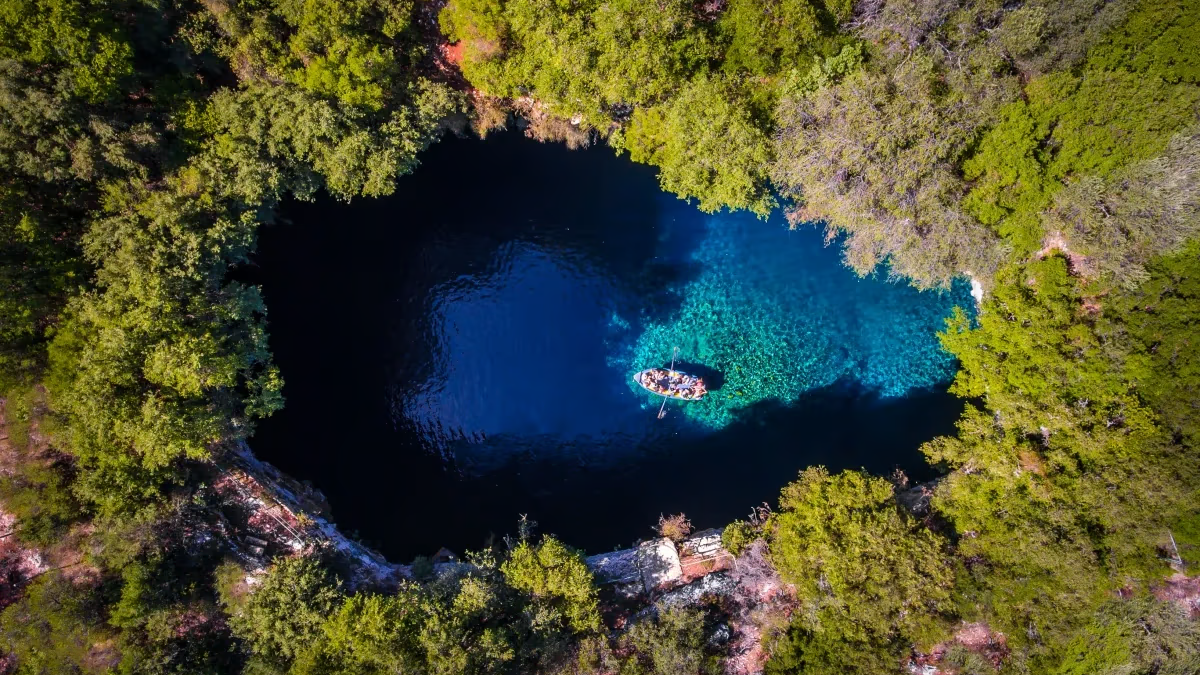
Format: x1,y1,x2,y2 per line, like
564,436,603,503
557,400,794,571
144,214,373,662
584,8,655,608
0,572,111,675
0,387,82,547
229,556,342,665
410,555,435,581
214,560,251,611
524,113,592,150
471,96,510,138
501,536,601,633
619,607,720,675
720,521,757,556
657,513,692,543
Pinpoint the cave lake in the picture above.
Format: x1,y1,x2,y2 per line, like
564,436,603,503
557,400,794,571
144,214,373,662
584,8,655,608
242,129,974,560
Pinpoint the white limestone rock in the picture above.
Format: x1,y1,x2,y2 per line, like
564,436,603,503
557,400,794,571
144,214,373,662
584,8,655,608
638,537,682,591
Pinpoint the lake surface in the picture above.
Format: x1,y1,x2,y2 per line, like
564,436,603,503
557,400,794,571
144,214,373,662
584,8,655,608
245,130,972,560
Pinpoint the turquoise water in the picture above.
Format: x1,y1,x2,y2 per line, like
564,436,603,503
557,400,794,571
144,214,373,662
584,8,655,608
618,211,972,428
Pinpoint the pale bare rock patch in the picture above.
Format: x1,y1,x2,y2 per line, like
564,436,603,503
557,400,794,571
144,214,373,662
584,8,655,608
1153,573,1200,619
909,622,1009,674
724,541,797,675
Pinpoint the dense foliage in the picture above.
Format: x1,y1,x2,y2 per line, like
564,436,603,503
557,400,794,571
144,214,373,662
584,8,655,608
927,253,1200,668
764,468,953,673
1,0,1198,673
213,536,716,675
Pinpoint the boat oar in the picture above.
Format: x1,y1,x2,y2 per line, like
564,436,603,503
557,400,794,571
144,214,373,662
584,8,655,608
657,347,681,419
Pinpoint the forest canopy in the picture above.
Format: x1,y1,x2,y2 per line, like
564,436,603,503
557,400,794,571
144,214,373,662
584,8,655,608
1,0,1199,673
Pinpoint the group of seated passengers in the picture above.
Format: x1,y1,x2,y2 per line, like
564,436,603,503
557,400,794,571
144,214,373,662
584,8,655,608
645,369,707,399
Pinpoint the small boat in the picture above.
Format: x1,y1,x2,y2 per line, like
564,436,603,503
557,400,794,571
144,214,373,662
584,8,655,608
634,367,708,401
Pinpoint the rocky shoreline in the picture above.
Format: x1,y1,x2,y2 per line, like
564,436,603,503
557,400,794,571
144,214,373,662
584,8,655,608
0,389,789,672
222,441,792,674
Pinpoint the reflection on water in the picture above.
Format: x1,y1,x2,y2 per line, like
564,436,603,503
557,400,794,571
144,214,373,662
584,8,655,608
394,242,659,467
246,130,969,559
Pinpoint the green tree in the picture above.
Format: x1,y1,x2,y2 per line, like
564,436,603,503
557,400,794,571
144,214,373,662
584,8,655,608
771,468,953,638
1054,598,1200,675
441,0,716,123
231,556,343,666
958,0,1200,261
0,0,134,103
718,0,840,76
202,80,459,202
1115,242,1200,447
501,536,601,634
618,608,720,675
960,101,1052,253
766,467,953,672
292,591,428,675
212,0,417,109
0,182,87,386
1086,0,1200,84
624,75,775,216
927,254,1200,662
1044,126,1200,287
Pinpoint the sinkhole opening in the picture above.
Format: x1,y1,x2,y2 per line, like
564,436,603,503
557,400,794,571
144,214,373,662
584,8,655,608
241,129,973,560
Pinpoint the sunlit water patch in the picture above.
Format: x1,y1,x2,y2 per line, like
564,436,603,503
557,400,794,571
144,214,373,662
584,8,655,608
621,214,973,427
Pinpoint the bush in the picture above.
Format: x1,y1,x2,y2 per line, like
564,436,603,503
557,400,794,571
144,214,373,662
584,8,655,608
471,96,509,138
0,387,83,546
619,607,720,675
409,555,435,581
0,571,111,675
720,521,757,556
501,536,601,634
656,513,692,543
0,453,81,547
229,556,343,665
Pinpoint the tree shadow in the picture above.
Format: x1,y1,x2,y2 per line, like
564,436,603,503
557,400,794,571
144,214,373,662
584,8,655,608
372,378,966,558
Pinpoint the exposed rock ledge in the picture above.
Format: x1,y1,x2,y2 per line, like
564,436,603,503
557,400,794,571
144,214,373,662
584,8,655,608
586,528,734,598
218,443,410,587
226,442,746,600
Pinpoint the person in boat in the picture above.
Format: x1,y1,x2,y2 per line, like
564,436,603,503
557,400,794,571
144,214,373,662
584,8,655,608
654,372,670,394
642,368,706,398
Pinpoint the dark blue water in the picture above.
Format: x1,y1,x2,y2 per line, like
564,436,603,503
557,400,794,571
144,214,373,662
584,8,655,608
245,130,970,560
